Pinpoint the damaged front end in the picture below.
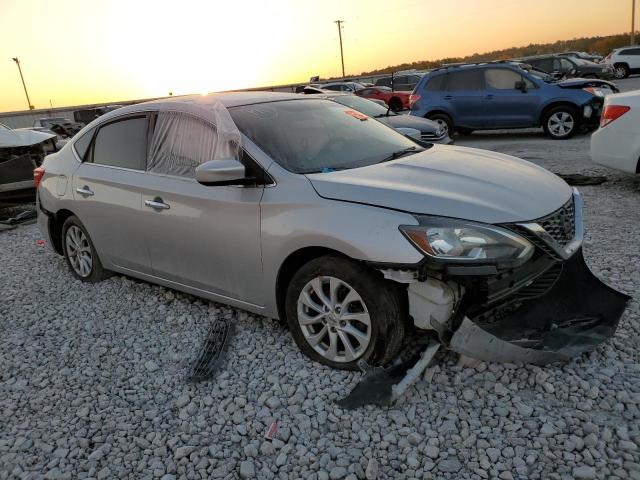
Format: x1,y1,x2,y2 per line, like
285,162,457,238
387,188,630,365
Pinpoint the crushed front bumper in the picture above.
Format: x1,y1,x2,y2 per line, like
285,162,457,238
449,248,629,365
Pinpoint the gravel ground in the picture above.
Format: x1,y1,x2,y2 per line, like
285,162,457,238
2,113,640,480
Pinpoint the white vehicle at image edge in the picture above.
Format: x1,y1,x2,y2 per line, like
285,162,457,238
604,46,640,79
35,93,629,370
591,90,640,173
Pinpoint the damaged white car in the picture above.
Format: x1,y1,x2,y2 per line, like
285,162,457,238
36,93,628,371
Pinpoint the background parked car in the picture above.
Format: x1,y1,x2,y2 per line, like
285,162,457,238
317,81,366,92
311,92,452,144
516,54,614,79
356,87,411,112
409,62,612,139
559,51,604,63
374,73,423,91
591,90,640,173
603,46,640,79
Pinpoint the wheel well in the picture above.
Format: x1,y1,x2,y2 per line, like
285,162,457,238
424,110,451,120
613,62,629,69
275,247,347,322
50,209,75,255
540,102,580,125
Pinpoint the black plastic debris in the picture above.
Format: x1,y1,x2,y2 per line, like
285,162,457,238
0,208,37,226
556,174,607,186
188,319,233,382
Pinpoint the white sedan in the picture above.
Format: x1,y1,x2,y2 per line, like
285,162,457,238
591,90,640,173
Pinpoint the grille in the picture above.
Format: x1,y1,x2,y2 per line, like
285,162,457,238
537,197,575,248
421,133,439,140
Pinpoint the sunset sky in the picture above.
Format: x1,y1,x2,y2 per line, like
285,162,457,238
0,0,635,112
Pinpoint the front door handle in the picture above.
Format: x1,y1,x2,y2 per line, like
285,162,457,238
485,94,494,99
145,197,170,211
444,95,453,100
76,186,94,197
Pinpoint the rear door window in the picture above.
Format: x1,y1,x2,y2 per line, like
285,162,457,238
446,70,484,91
485,69,523,89
90,115,148,170
620,48,640,55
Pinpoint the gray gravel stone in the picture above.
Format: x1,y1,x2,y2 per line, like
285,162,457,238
3,120,640,480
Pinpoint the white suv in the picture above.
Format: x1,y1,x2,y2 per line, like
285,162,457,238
604,46,640,79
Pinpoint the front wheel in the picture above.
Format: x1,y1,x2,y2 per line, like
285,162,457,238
543,106,579,140
285,255,405,370
62,216,110,283
613,64,629,79
427,113,453,138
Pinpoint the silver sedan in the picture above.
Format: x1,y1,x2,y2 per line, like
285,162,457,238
36,92,628,369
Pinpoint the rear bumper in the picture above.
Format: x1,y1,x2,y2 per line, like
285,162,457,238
449,249,629,364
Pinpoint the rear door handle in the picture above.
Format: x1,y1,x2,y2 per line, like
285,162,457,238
76,186,94,197
145,198,170,210
443,95,453,100
485,94,494,99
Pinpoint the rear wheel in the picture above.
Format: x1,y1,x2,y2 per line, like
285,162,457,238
389,97,403,112
613,64,629,79
62,216,110,283
285,255,405,370
543,106,579,140
427,113,453,138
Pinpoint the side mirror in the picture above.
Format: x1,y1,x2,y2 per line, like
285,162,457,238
195,159,251,186
514,80,527,92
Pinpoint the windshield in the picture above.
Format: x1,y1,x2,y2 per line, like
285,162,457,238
229,99,422,174
330,95,392,118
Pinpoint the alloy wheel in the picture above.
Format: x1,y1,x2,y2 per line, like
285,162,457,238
297,276,371,363
434,119,449,134
65,225,93,277
547,111,574,137
614,67,626,79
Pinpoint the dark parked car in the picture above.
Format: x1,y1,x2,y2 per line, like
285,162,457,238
516,54,614,79
317,93,452,144
409,62,618,139
374,73,422,91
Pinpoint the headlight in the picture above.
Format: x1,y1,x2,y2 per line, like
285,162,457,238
400,217,534,266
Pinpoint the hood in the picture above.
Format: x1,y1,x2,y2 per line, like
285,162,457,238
382,114,439,133
306,145,572,224
0,128,56,148
557,77,617,91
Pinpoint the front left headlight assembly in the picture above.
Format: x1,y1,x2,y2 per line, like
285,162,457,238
400,217,534,267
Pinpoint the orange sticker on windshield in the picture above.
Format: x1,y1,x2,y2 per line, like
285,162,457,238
344,110,368,121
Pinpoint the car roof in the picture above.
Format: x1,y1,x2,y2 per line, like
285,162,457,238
94,92,312,124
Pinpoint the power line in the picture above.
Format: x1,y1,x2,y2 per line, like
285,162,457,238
335,20,345,78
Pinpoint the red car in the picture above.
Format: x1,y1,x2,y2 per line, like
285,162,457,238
355,87,411,112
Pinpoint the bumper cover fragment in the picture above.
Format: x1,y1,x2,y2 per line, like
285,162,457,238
450,250,629,365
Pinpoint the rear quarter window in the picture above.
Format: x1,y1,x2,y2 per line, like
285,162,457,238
424,74,446,92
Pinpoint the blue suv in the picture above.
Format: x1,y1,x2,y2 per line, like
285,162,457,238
409,62,617,139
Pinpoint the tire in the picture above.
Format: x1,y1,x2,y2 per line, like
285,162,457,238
427,113,453,138
543,106,579,140
285,255,405,370
389,97,403,112
613,64,630,79
62,215,110,283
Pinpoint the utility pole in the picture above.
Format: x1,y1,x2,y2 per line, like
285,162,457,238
334,20,345,78
12,57,34,110
632,0,636,45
